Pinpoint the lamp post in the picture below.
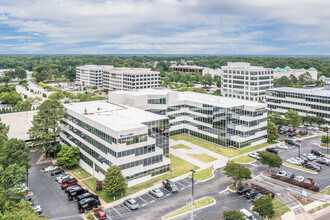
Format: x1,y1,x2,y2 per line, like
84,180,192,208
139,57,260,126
297,140,301,158
325,126,329,155
190,169,196,220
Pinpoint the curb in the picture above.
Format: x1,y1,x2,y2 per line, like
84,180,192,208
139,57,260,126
282,163,318,174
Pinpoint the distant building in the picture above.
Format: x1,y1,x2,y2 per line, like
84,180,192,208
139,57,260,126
221,62,274,102
202,68,222,77
172,65,204,74
75,65,160,91
0,69,11,76
274,66,318,80
319,75,327,81
109,89,268,148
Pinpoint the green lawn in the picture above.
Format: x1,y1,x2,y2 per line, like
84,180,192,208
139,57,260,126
190,167,214,181
171,144,192,150
232,155,256,163
272,199,291,220
68,166,92,179
163,197,215,219
171,134,277,158
283,162,317,174
187,153,217,163
84,154,200,203
308,203,330,214
321,187,330,195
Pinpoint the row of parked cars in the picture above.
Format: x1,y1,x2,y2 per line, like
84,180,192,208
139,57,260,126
285,150,329,172
43,165,107,219
237,186,265,203
276,170,315,185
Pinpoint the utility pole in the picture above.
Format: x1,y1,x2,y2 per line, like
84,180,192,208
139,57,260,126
297,140,301,158
325,126,329,155
190,169,196,220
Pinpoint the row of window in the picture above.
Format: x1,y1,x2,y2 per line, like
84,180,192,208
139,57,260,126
267,91,330,104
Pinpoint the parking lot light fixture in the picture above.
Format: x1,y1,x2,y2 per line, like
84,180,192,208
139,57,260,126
297,140,301,158
190,169,196,220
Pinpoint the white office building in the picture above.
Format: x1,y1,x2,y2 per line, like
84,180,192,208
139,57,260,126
274,66,318,80
266,86,330,124
59,101,170,186
109,89,268,148
221,62,274,102
75,65,160,91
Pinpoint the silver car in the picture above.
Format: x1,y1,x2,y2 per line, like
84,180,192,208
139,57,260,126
57,174,71,183
124,198,139,210
276,171,286,176
149,188,164,198
294,176,304,182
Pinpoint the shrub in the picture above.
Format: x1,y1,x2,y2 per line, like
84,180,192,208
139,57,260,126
250,183,275,198
271,174,320,192
281,138,287,142
42,93,47,98
24,94,27,99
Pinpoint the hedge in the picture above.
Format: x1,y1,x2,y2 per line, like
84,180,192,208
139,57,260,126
250,183,275,198
271,174,319,192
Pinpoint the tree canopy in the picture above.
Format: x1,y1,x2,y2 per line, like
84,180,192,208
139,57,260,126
285,109,302,128
252,195,275,219
259,151,282,173
102,165,127,196
267,121,280,142
223,210,244,220
223,161,252,187
0,138,30,170
56,145,80,167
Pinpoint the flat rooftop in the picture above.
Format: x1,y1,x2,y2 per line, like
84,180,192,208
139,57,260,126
268,87,330,97
76,65,157,74
65,101,166,132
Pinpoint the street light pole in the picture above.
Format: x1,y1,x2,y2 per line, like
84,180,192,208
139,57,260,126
190,169,196,220
297,140,301,158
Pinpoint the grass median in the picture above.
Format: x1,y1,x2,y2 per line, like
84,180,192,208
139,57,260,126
171,144,192,150
83,154,200,203
272,199,291,220
171,134,277,158
321,187,330,196
187,153,217,163
283,162,317,174
190,167,214,181
232,155,255,163
68,166,92,179
163,197,215,219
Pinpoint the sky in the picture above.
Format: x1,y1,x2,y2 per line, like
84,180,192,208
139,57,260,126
0,0,330,55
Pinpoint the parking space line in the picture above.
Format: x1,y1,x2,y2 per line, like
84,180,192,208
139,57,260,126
121,204,132,212
107,216,112,220
181,179,191,184
162,187,172,193
150,200,155,204
112,207,121,216
141,203,147,207
176,181,185,188
138,196,149,204
146,193,156,201
166,193,171,197
219,189,228,194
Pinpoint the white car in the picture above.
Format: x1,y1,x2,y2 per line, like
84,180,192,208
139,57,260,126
294,176,304,182
56,174,71,183
149,188,164,198
294,157,304,164
248,152,260,160
33,205,42,215
277,144,286,149
43,166,58,173
303,153,317,160
276,171,286,176
286,159,300,165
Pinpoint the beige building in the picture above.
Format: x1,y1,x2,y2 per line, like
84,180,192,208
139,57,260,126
274,66,318,80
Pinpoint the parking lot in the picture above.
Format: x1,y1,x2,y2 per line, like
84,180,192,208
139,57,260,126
106,177,194,219
28,152,82,219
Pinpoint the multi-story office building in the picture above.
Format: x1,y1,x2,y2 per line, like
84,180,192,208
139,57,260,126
221,62,274,102
274,66,318,80
75,65,160,91
266,86,330,124
109,89,268,148
59,101,170,186
172,65,204,74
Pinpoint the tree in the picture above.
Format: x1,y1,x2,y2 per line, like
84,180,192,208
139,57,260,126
0,138,30,170
16,100,32,111
1,76,11,84
223,210,244,220
268,112,288,126
223,161,252,187
252,195,275,219
56,145,80,167
274,76,292,87
48,92,65,100
289,74,298,84
15,67,27,79
259,151,282,173
315,116,326,128
0,201,41,220
267,121,280,142
321,135,329,144
102,166,127,196
28,99,64,156
35,70,51,82
0,91,22,105
285,109,302,128
200,73,213,87
0,164,26,190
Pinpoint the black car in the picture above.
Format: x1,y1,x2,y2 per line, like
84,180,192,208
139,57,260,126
288,132,297,137
78,198,100,213
65,184,80,193
237,187,251,195
68,187,88,200
298,130,308,135
311,150,324,157
266,148,278,154
50,169,64,176
162,179,178,193
77,192,99,202
252,193,263,203
303,163,321,172
278,129,286,134
285,139,298,146
245,191,258,199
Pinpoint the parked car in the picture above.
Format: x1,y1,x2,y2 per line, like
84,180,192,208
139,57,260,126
302,153,316,161
294,157,304,164
76,192,99,202
277,144,288,149
294,176,304,182
252,193,263,203
61,178,78,190
304,178,315,185
33,205,42,215
68,186,88,200
276,171,286,177
311,150,324,157
240,208,256,220
78,198,100,213
65,184,81,193
284,172,295,179
124,198,140,210
285,139,298,146
278,129,287,135
245,191,258,199
300,155,309,162
298,130,308,135
237,187,251,195
43,166,59,173
247,152,260,160
162,180,178,193
288,128,296,132
55,173,69,182
149,188,164,198
57,174,72,183
311,161,323,169
303,163,321,172
316,157,330,166
266,148,278,154
50,169,64,176
286,159,300,166
94,208,107,220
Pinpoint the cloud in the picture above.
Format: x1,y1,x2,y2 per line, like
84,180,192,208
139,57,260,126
0,0,329,54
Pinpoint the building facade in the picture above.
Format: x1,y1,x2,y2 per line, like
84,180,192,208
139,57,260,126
172,65,204,74
109,89,268,148
221,62,274,102
59,101,170,186
76,65,160,91
274,66,318,80
266,87,330,124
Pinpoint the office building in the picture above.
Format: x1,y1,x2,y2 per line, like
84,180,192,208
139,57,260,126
266,86,330,123
221,62,274,102
59,101,170,186
109,89,268,148
172,65,204,74
75,65,160,91
274,66,318,80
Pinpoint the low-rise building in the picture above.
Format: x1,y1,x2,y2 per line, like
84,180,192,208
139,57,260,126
172,65,204,74
266,86,330,123
202,67,222,77
75,65,160,91
59,101,170,186
274,66,318,80
109,89,268,148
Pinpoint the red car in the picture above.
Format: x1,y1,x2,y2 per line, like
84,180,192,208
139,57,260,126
311,162,323,169
94,209,107,220
304,178,315,185
61,178,78,190
289,128,296,132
